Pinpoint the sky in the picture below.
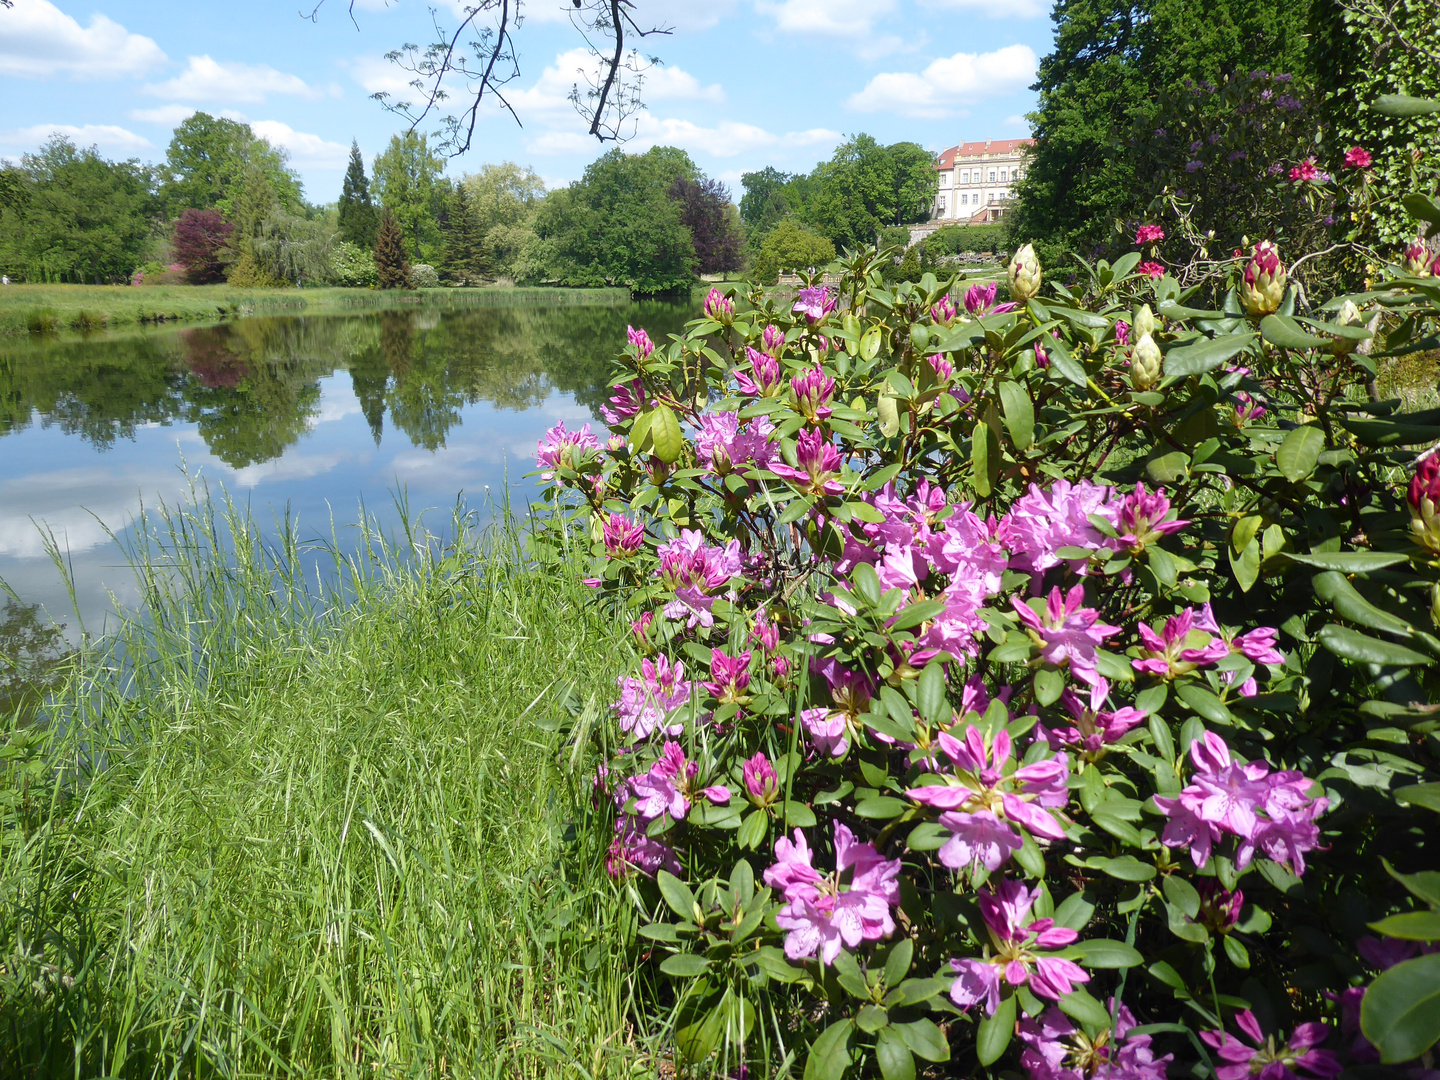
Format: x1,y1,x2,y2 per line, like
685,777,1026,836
0,0,1053,203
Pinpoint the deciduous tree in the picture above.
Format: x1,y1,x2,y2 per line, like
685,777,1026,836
668,175,743,275
372,132,445,262
172,208,234,284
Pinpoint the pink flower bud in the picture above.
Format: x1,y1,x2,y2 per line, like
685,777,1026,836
743,752,779,806
602,512,645,558
1409,454,1440,553
791,365,836,423
703,287,734,321
762,323,786,356
927,352,954,381
964,280,997,315
627,325,655,359
1343,145,1372,170
1403,239,1433,278
931,296,959,325
1240,241,1286,316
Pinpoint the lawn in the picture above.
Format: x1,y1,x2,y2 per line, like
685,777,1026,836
0,282,637,337
0,497,642,1079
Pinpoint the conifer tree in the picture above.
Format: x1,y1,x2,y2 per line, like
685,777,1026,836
338,141,379,250
374,206,412,289
438,182,487,285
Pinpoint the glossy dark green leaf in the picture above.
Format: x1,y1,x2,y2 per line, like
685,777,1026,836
1058,986,1110,1028
656,871,696,921
1073,939,1144,968
856,1003,889,1034
1313,571,1418,637
1318,624,1435,667
1395,783,1440,814
1361,953,1440,1063
1286,551,1410,573
976,993,1015,1065
875,1027,915,1080
894,1018,950,1062
1276,425,1324,482
805,1019,855,1080
1260,315,1329,350
660,953,711,977
1368,912,1440,941
884,938,914,988
890,599,947,632
998,380,1035,450
854,796,909,820
1164,333,1255,378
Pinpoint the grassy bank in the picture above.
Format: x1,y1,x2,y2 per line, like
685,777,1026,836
0,283,636,337
0,497,642,1078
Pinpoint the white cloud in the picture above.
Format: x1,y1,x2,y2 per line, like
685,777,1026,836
644,65,724,104
0,123,153,154
1003,113,1031,129
129,104,200,126
846,44,1038,119
754,0,895,38
246,120,351,169
918,0,1048,18
144,55,323,105
0,0,166,79
348,54,420,102
528,113,840,161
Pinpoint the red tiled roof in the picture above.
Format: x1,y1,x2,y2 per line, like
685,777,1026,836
933,138,1034,169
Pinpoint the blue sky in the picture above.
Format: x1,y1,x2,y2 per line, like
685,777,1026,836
0,0,1052,203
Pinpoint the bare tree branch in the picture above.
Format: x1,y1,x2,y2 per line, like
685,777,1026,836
302,0,671,157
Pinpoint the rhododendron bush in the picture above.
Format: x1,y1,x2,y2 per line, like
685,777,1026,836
533,192,1440,1079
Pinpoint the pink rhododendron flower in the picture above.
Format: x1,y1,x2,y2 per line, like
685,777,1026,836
703,648,752,704
1115,319,1130,347
1034,340,1049,368
602,512,645,558
793,285,837,323
931,296,959,325
1289,158,1322,183
703,287,733,320
1235,391,1266,425
743,752,779,806
762,323,786,356
735,345,783,397
763,822,901,965
1343,145,1373,169
1153,731,1328,873
536,420,599,480
927,352,954,381
937,809,1022,872
1138,261,1166,278
631,610,655,650
750,606,781,652
606,816,681,879
800,705,850,758
791,365,836,423
770,428,845,496
964,281,997,315
1018,999,1173,1080
627,740,730,823
1041,677,1147,761
948,879,1089,1013
1132,607,1231,679
613,654,690,739
1000,479,1118,576
1196,880,1244,932
1114,483,1189,551
627,325,654,359
600,379,646,425
908,723,1070,855
696,411,776,475
1201,1010,1340,1080
1136,224,1165,245
1012,584,1121,686
657,530,743,629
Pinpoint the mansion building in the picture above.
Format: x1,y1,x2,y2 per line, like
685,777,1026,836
931,138,1034,223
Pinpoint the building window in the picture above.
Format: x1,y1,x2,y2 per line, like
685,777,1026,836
989,169,996,182
940,171,951,186
999,169,1007,182
1014,167,1022,180
938,196,946,211
961,170,969,183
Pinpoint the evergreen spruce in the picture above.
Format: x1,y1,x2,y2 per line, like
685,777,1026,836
438,183,488,285
374,207,413,290
337,141,379,250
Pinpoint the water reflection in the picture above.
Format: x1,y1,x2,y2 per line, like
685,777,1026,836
0,298,692,647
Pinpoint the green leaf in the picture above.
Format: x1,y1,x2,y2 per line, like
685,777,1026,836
1054,891,1096,931
1385,863,1440,908
1275,426,1324,482
1046,336,1088,387
1175,682,1233,725
1145,451,1191,483
660,953,711,977
1035,666,1066,706
976,993,1015,1066
656,871,695,921
1401,193,1440,230
1163,875,1201,919
875,1027,915,1080
854,796,909,820
1318,624,1435,667
856,1003,889,1034
1379,95,1440,118
890,599,947,632
738,809,769,851
1223,935,1251,969
1058,986,1111,1029
998,380,1035,450
971,412,1000,497
1395,783,1440,814
894,1018,949,1063
1286,551,1411,573
1260,314,1329,350
1368,912,1440,941
652,404,683,464
916,661,948,725
1313,571,1419,637
805,1019,855,1080
877,393,901,438
1361,953,1440,1063
885,938,914,988
1164,333,1256,378
1073,940,1144,968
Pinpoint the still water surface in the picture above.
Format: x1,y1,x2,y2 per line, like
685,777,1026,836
0,298,692,661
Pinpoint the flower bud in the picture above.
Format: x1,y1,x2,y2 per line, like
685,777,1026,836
703,286,734,323
1239,241,1286,316
1131,333,1162,390
1409,455,1440,553
1330,299,1363,355
1007,243,1042,303
1133,304,1156,340
1402,239,1432,278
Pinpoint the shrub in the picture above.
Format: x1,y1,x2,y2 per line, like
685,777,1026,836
410,263,440,289
751,219,836,285
927,223,1009,259
24,308,59,334
328,240,377,288
535,190,1440,1078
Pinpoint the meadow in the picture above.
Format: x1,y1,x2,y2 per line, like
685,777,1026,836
0,283,635,337
0,496,644,1079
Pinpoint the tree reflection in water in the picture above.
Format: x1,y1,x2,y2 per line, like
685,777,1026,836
0,297,692,464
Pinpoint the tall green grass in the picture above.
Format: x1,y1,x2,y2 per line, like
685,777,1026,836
0,493,647,1079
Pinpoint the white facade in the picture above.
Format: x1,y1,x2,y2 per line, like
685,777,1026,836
932,138,1034,223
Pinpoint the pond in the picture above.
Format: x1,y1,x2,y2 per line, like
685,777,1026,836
0,296,693,691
